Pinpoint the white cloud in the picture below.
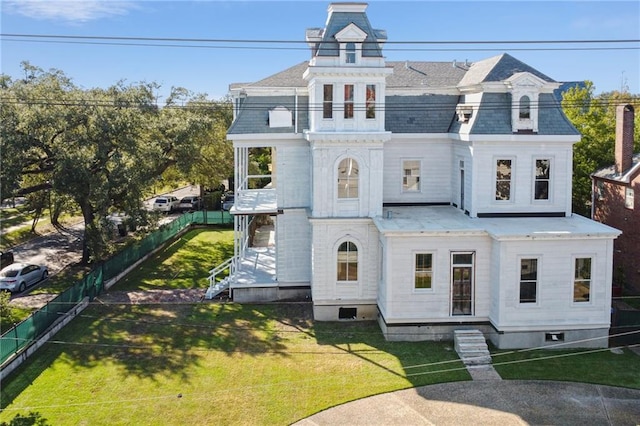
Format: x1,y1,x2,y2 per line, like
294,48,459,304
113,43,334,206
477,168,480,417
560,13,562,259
3,0,139,23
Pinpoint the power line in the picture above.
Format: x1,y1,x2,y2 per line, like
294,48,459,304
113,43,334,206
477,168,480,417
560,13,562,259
3,33,639,44
1,322,638,414
5,38,638,52
1,97,637,111
1,33,638,53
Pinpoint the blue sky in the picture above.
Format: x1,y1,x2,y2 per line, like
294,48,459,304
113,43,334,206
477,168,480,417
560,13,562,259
1,1,639,102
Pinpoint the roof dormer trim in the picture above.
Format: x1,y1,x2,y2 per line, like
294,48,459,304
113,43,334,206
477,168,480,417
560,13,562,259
335,23,368,43
505,72,547,89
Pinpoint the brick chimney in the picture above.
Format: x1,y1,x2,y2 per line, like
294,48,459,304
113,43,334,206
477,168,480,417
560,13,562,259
615,104,635,174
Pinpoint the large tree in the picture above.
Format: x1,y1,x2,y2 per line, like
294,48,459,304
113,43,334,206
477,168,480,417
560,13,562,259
177,94,234,191
0,63,225,263
561,82,640,216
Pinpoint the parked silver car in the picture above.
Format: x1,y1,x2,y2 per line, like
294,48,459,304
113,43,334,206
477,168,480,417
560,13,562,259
0,263,49,293
178,196,202,211
222,192,235,211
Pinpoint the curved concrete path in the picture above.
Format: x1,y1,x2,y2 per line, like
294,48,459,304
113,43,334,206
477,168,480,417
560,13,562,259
294,381,640,425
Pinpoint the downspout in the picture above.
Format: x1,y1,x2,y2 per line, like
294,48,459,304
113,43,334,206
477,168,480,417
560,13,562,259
294,88,299,134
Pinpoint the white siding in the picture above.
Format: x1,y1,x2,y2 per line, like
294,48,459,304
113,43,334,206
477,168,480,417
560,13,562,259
276,143,311,209
452,142,473,213
276,209,311,283
383,138,452,204
310,219,379,303
379,233,492,323
310,143,384,218
471,142,573,216
490,238,613,331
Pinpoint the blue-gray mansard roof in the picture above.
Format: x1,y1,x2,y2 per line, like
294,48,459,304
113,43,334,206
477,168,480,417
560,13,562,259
228,55,579,136
448,93,579,135
228,96,310,135
309,9,385,58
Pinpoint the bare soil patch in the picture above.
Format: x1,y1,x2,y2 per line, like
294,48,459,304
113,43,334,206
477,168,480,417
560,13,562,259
94,289,208,304
9,289,216,310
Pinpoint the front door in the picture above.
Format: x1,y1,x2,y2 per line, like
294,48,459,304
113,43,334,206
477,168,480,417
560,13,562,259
451,252,474,316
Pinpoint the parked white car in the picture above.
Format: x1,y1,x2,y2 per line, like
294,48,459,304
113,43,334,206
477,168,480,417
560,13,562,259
152,196,179,212
0,263,48,293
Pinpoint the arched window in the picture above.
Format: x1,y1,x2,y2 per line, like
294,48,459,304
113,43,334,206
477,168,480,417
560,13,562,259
337,158,359,198
519,95,531,119
337,241,358,281
345,42,356,63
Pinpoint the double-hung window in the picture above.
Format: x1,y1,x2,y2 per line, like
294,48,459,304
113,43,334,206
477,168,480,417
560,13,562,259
344,84,354,119
345,42,356,64
337,241,358,281
366,84,376,119
337,158,359,198
402,160,420,192
414,253,433,290
574,257,592,303
519,258,538,304
519,95,531,119
495,159,512,201
323,84,333,119
534,159,550,200
625,187,634,209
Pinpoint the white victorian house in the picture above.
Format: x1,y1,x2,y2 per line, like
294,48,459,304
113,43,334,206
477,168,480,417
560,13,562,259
208,2,620,349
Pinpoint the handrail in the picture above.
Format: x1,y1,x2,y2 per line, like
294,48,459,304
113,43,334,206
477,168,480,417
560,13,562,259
208,257,234,287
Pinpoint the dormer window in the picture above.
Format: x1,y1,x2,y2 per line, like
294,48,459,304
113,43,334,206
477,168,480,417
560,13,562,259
506,72,547,133
345,42,356,64
335,22,367,65
519,96,531,119
456,105,473,123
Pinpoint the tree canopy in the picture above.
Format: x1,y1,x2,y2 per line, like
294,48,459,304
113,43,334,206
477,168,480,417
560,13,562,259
561,82,640,217
1,62,233,263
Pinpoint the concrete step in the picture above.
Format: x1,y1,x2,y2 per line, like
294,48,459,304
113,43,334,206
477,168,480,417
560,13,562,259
455,338,488,353
460,355,493,366
454,329,492,366
456,343,490,353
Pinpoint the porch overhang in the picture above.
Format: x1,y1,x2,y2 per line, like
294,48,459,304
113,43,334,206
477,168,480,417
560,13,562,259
230,188,278,215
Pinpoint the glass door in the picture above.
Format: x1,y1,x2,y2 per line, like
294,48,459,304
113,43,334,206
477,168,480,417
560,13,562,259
451,252,474,316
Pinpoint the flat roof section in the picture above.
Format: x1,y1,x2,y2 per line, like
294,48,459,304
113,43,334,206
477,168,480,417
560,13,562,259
231,189,278,215
374,206,621,240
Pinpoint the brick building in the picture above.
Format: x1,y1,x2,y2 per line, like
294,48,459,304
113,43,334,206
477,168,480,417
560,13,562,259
592,104,640,294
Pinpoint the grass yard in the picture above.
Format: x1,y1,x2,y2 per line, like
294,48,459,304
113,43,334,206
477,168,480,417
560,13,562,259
0,210,82,250
1,228,639,425
492,346,640,389
0,303,469,425
115,227,235,291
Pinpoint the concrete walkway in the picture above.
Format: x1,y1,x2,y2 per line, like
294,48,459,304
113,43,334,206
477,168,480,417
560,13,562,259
294,380,640,425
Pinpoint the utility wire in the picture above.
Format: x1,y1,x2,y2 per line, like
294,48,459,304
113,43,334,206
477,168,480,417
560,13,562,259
1,327,638,414
1,34,638,52
1,98,637,111
3,33,639,44
3,38,638,52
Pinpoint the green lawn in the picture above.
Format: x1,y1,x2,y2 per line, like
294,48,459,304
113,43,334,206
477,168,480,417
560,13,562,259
115,227,234,291
0,209,82,250
492,346,640,389
1,228,639,425
0,303,469,425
